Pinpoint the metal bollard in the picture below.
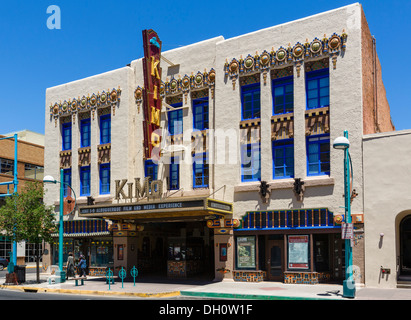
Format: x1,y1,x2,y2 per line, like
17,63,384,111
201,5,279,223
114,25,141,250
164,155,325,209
119,267,126,289
106,268,113,291
131,266,138,286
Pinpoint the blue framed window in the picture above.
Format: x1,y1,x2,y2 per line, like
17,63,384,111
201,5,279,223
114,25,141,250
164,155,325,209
241,83,261,120
80,166,90,196
62,123,72,151
169,157,180,190
193,153,209,188
168,103,183,135
100,114,111,144
145,160,158,182
145,160,158,192
272,76,293,115
241,143,261,182
193,97,209,131
272,140,294,179
63,168,72,197
306,69,330,110
99,163,110,195
80,118,91,148
307,135,330,176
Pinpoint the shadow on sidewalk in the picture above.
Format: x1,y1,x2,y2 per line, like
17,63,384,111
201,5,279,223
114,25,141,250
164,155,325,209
86,274,215,286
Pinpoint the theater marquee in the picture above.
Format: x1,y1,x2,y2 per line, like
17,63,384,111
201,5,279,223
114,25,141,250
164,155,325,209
79,197,233,221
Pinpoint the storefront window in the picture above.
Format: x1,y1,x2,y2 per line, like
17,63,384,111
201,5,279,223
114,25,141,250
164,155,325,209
90,239,113,267
236,236,256,269
52,240,73,265
168,237,186,261
167,237,204,262
287,235,309,270
52,238,113,267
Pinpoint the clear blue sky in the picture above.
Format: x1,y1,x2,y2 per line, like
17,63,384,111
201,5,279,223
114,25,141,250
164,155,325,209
0,0,409,135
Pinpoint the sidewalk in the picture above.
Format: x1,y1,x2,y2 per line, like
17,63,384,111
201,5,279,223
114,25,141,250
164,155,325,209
2,269,411,300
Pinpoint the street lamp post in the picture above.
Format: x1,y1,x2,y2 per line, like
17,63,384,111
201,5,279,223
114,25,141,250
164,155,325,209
43,169,76,283
333,130,355,298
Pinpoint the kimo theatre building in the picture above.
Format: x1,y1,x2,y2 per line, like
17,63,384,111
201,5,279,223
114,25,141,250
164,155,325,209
44,4,397,285
79,194,233,279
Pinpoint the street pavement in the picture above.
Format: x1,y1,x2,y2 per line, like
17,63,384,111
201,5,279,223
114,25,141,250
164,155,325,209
1,264,411,300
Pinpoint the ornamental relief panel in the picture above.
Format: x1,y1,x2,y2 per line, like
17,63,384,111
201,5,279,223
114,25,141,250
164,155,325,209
240,120,261,145
50,87,121,127
78,147,91,167
135,68,216,110
305,107,330,136
271,115,294,141
224,31,347,89
60,151,71,169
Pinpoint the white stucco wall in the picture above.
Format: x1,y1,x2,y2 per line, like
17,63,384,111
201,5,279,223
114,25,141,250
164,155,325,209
44,66,135,218
363,130,411,288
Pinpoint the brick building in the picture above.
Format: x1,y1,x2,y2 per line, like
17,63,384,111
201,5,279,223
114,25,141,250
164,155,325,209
0,130,45,265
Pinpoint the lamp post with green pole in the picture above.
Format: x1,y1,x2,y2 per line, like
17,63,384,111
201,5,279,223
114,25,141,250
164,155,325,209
43,169,77,283
333,130,355,298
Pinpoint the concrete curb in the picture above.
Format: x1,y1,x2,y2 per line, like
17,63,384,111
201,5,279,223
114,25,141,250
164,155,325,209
0,284,181,298
180,290,338,300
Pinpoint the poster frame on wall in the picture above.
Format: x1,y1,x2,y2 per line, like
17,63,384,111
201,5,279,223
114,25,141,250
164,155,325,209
287,235,310,270
235,235,256,270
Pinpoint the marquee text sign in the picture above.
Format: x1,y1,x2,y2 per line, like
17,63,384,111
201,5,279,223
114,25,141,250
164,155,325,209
80,200,204,215
79,198,232,216
115,178,163,202
142,29,162,160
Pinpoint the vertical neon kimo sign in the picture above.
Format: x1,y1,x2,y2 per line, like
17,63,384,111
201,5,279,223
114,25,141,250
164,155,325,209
142,29,162,160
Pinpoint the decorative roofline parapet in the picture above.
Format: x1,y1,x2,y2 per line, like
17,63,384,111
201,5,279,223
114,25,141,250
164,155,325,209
224,31,348,89
134,68,216,111
49,87,122,126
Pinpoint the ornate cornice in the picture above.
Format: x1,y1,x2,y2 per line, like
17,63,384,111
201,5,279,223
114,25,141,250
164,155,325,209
224,31,348,89
134,68,216,111
49,87,122,126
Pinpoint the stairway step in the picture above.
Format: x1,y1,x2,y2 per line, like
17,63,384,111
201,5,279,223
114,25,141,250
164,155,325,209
397,281,411,289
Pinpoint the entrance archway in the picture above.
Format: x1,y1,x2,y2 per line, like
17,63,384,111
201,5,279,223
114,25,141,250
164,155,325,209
399,215,411,278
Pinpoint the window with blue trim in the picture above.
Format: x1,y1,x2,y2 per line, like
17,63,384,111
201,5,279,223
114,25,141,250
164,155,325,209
100,114,111,144
272,140,294,179
62,123,72,151
241,83,261,120
99,163,110,195
168,103,183,135
145,160,158,182
80,166,90,196
80,118,91,148
306,69,330,110
307,135,330,176
145,160,158,192
193,153,209,188
272,76,293,115
63,168,72,197
241,143,261,182
193,97,209,131
169,157,179,190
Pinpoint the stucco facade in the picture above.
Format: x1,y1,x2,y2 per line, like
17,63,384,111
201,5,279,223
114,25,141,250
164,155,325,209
44,3,394,283
363,130,411,288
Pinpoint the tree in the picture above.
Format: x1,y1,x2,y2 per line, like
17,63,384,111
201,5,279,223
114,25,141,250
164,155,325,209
0,181,56,283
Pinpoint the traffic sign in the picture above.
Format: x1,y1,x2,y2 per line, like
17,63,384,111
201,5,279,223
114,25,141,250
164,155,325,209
342,223,354,240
